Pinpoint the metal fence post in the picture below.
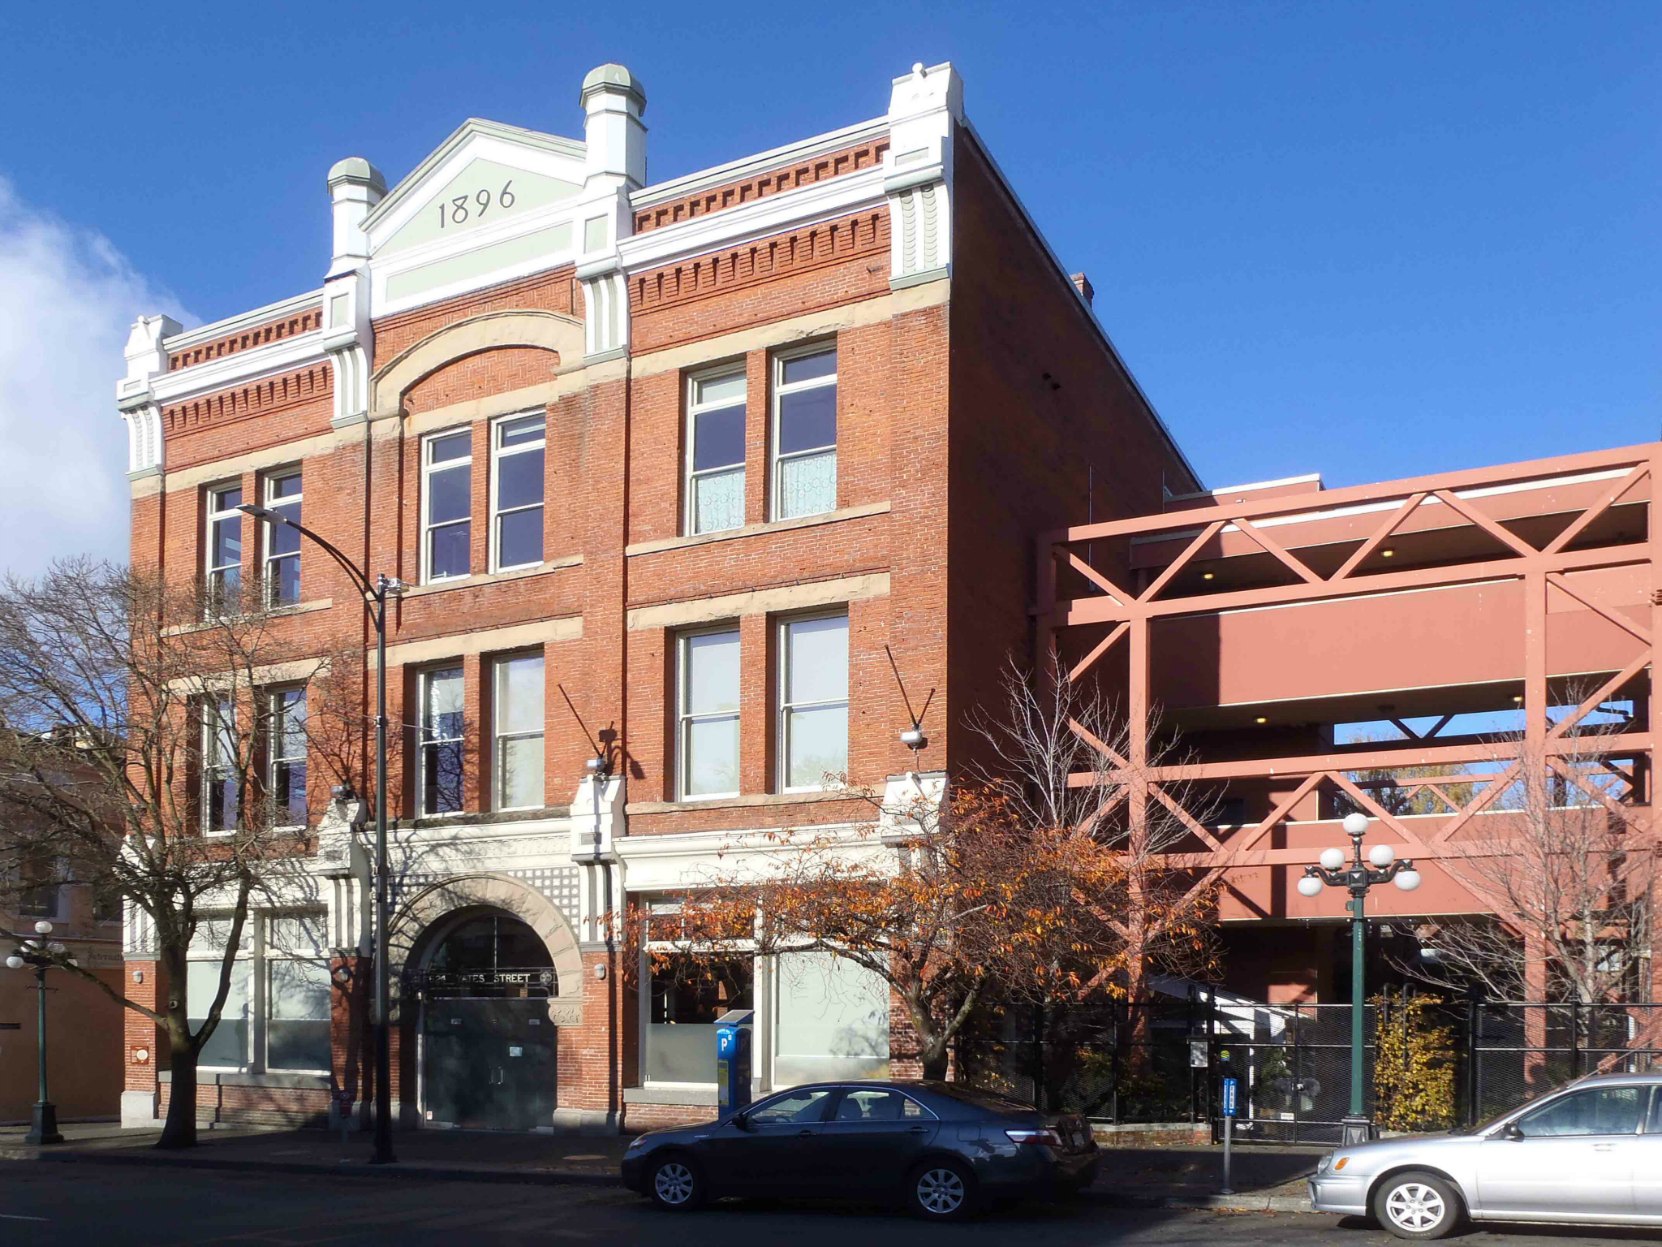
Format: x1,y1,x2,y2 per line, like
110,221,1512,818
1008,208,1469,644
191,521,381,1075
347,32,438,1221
1032,1002,1046,1111
1109,1003,1121,1126
1570,1000,1582,1077
1464,990,1482,1127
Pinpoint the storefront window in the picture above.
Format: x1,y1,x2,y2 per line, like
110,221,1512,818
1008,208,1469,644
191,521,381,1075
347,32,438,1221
646,952,753,1084
773,951,889,1086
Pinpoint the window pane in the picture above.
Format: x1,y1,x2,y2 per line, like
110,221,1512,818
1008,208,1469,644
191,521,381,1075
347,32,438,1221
496,445,544,511
268,473,302,501
211,517,241,568
212,486,244,512
781,350,835,386
694,372,746,408
774,951,889,1087
685,715,739,796
498,735,544,809
777,449,836,519
426,668,464,723
835,1089,921,1121
786,704,848,788
270,554,301,606
496,656,544,735
685,631,739,714
268,912,326,953
268,514,301,557
428,522,470,579
692,468,744,534
267,958,331,1072
429,430,471,463
787,617,848,705
423,741,463,814
428,463,471,524
692,404,745,472
778,384,836,454
497,507,544,568
497,415,543,448
646,953,753,1083
188,960,252,1070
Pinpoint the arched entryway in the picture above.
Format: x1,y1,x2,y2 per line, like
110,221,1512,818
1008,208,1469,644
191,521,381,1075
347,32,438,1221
390,875,585,1132
413,908,556,1130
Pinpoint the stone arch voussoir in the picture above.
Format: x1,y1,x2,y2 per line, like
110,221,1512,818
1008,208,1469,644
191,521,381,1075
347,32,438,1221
370,310,584,421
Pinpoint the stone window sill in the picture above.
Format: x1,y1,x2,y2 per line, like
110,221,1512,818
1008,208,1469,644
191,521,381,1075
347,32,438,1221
162,597,334,636
626,790,863,816
402,554,583,599
624,502,890,558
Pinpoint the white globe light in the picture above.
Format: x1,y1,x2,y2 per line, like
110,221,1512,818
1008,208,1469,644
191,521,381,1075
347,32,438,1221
33,920,53,936
1342,813,1369,836
1297,875,1325,898
5,955,23,971
1394,869,1422,893
1368,843,1395,868
1319,847,1346,871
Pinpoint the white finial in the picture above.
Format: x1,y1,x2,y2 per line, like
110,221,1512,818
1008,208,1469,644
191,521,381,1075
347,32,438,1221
912,61,925,77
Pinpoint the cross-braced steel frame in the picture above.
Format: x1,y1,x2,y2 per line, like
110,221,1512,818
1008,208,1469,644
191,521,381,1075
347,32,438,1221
1034,443,1661,1006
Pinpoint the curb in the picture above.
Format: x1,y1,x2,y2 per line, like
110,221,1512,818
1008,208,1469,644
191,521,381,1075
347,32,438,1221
14,1149,618,1188
6,1148,1316,1213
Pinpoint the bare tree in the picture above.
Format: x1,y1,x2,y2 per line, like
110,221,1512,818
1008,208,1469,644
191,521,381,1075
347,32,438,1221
0,560,361,1148
966,662,1220,1004
1404,723,1653,1007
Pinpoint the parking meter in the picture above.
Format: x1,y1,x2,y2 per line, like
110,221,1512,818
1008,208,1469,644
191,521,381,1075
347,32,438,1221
715,1008,754,1113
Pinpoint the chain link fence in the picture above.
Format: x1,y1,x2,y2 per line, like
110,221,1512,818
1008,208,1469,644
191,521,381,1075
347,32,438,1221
955,993,1662,1144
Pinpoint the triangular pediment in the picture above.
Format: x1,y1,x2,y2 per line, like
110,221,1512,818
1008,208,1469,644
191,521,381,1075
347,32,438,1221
365,119,587,258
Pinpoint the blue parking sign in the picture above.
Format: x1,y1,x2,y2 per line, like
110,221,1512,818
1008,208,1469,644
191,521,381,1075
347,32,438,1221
1221,1077,1238,1118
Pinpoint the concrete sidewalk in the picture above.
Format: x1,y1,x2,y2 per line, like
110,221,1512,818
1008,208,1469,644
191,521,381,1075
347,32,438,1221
0,1123,1323,1212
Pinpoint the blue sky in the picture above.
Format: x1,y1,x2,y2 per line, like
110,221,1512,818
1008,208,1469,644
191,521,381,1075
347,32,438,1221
0,1,1657,571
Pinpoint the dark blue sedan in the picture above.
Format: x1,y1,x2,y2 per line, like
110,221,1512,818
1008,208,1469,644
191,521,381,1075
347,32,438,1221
621,1080,1099,1220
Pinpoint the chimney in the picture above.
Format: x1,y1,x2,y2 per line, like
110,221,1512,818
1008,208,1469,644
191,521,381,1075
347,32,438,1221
580,63,648,190
1071,272,1094,307
326,157,386,277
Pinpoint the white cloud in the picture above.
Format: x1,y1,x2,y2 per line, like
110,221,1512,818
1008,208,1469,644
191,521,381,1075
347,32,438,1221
0,177,191,577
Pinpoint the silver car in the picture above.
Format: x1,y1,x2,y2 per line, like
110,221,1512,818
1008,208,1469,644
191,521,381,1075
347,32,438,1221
1309,1071,1662,1239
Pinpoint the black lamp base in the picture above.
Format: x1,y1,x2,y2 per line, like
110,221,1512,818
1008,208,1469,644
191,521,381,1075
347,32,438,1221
25,1101,63,1145
1340,1114,1375,1146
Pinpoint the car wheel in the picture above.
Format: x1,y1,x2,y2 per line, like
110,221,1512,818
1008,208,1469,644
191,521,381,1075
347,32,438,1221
908,1158,977,1221
1372,1170,1462,1241
648,1155,705,1212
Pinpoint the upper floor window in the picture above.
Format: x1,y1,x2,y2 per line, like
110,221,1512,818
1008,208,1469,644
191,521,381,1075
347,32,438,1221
267,687,307,827
491,414,545,571
492,652,545,811
771,346,837,521
778,613,849,790
262,470,303,607
205,484,243,610
202,694,238,834
422,430,472,583
685,370,746,535
677,628,740,800
419,665,465,816
15,858,61,919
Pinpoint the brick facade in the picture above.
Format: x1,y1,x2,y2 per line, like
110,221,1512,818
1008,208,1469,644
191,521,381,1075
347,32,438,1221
117,61,1196,1133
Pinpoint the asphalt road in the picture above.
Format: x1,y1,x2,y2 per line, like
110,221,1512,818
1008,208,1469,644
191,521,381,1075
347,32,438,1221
3,1163,1662,1246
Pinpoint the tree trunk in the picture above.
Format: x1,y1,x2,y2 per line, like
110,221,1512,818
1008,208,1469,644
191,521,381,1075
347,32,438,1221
920,1045,949,1081
157,1022,198,1149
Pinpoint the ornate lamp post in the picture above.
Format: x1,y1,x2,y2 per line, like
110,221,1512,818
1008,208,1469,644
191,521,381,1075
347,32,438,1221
1298,811,1422,1144
6,920,76,1145
239,503,403,1165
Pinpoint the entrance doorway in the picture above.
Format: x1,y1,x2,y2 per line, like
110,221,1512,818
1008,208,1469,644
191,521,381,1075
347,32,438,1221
415,909,557,1131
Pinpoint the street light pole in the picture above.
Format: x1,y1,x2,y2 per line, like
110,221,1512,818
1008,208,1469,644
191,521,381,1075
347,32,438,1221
239,503,402,1165
1299,811,1423,1145
6,920,74,1145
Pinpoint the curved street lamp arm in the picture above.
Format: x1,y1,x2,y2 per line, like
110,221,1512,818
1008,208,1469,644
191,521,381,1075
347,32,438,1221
238,504,379,603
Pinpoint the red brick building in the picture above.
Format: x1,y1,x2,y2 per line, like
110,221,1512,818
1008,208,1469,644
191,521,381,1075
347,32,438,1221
115,62,1199,1131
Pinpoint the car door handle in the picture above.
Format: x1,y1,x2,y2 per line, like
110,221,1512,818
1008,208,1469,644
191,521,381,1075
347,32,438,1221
797,1129,815,1137
1592,1143,1617,1151
909,1126,929,1135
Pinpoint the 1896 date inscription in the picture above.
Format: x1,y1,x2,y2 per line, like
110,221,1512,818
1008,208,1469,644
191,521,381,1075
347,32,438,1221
437,180,517,229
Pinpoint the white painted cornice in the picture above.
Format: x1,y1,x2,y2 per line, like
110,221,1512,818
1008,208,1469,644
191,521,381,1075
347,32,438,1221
629,116,887,211
148,330,329,406
162,289,323,352
618,164,888,275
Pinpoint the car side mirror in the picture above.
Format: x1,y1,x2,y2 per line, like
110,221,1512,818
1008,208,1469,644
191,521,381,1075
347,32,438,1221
1502,1122,1525,1141
732,1112,752,1132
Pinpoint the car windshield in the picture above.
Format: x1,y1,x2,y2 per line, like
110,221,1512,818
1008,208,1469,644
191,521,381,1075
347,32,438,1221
924,1083,1037,1114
